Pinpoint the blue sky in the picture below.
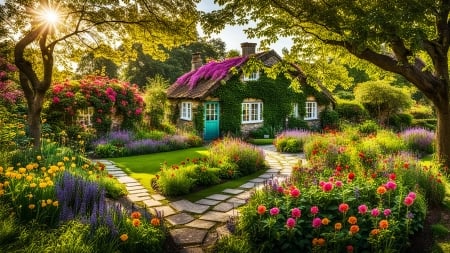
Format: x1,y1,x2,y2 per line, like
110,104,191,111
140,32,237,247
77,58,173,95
197,0,292,54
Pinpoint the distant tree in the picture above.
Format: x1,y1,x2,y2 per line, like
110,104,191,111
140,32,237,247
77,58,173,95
0,0,198,148
76,51,119,78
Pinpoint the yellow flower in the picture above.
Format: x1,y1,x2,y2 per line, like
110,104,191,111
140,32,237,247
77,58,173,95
57,162,64,167
19,167,27,174
71,163,76,168
63,157,69,162
71,157,76,161
41,167,47,172
0,190,4,196
27,194,33,199
30,182,37,188
0,166,3,173
15,174,22,180
88,171,93,175
47,181,54,186
26,175,33,181
39,182,47,188
29,204,36,210
4,181,9,187
37,155,42,161
45,176,51,182
52,201,59,207
50,165,59,171
46,199,53,205
41,201,47,208
120,234,128,242
0,183,3,189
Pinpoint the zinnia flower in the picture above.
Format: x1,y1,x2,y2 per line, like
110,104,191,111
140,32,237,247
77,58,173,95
291,208,301,218
151,217,160,226
286,218,296,229
389,173,396,180
317,238,326,246
335,222,342,231
379,219,389,229
349,225,360,234
383,209,392,217
371,208,380,217
257,205,267,215
310,206,319,215
290,188,300,197
370,228,380,236
312,217,322,228
120,234,128,241
132,218,141,227
347,245,354,253
322,182,333,192
376,186,387,194
131,211,141,219
404,196,414,206
338,203,349,213
348,172,355,180
335,180,343,188
347,216,357,225
270,207,280,216
358,204,368,214
385,181,397,190
321,217,330,225
408,192,417,200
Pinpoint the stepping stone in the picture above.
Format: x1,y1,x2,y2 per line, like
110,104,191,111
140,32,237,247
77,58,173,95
205,194,230,201
239,182,255,189
150,205,176,217
249,178,265,183
127,195,151,202
170,228,207,246
199,211,231,223
213,202,234,212
185,219,216,229
222,188,244,195
129,192,150,198
196,199,220,206
226,197,246,206
128,188,149,195
165,212,194,225
117,177,138,184
125,182,142,187
179,248,204,253
235,191,252,200
126,185,146,191
151,194,166,201
170,200,209,214
266,168,279,173
142,199,162,207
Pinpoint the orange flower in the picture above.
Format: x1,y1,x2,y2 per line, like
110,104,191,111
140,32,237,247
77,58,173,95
317,238,326,246
131,211,141,219
321,217,330,225
370,229,380,236
312,238,319,246
335,222,342,231
347,216,357,225
132,218,141,227
379,219,389,229
376,186,387,195
28,204,35,210
349,225,360,234
257,205,267,215
120,234,128,242
151,217,160,226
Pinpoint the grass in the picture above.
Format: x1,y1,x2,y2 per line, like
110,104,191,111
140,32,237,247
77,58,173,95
247,138,274,145
109,147,208,191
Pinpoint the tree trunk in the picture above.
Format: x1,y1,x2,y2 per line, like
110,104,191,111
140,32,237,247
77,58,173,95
435,103,450,169
28,92,45,148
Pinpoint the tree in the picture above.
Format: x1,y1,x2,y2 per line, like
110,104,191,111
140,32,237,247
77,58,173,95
76,51,119,78
354,80,413,125
202,0,450,167
0,0,199,148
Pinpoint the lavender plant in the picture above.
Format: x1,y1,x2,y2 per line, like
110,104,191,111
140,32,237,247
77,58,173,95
400,127,435,155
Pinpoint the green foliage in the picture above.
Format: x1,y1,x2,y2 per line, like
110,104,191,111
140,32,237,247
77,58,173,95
156,164,196,196
358,120,379,135
408,104,435,119
95,143,125,158
432,224,450,239
388,113,413,131
213,234,252,253
373,130,406,154
355,81,413,125
320,108,340,129
98,176,128,199
249,126,275,139
286,116,310,130
274,129,313,153
143,75,170,129
335,100,369,123
194,104,205,136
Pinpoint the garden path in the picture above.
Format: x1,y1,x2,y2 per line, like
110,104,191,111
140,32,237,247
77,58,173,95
95,145,305,253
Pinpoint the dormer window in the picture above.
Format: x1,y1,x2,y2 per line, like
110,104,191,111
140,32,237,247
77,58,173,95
243,72,259,81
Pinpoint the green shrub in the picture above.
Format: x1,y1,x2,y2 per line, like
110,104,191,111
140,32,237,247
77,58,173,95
388,113,413,131
432,224,450,239
213,235,252,253
335,100,369,123
320,109,339,129
374,130,406,154
411,119,437,130
97,176,128,199
274,129,312,153
249,126,275,139
193,166,221,186
358,120,379,135
286,116,310,130
156,164,195,196
95,143,124,158
0,202,19,246
408,104,434,119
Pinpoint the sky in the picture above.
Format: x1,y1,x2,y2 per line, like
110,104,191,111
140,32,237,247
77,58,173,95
197,0,293,54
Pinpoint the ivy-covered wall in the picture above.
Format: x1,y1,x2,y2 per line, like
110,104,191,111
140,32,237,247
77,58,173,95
211,74,329,136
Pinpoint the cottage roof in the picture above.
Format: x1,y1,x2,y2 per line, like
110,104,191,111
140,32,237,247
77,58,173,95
167,50,282,99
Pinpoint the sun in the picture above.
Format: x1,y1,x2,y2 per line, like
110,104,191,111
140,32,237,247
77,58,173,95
33,2,62,32
42,9,59,25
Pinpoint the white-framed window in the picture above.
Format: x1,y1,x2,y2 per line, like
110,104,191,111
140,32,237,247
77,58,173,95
77,107,94,126
180,102,192,121
305,101,318,120
291,103,299,118
242,102,263,123
243,72,259,81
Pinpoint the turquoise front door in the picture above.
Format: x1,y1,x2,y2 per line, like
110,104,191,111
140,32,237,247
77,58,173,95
204,102,220,140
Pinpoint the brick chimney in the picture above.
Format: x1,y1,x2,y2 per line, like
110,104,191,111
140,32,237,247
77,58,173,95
241,42,257,56
191,52,203,71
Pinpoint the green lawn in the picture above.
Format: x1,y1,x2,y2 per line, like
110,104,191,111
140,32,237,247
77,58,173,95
110,147,209,191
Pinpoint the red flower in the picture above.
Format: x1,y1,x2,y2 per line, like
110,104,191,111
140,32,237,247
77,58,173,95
290,188,301,198
322,182,333,192
404,196,414,206
338,203,349,213
257,205,267,215
389,173,396,180
348,172,355,180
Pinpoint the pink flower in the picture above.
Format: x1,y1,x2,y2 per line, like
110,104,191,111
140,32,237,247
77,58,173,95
371,208,380,217
290,188,300,198
312,217,322,228
385,180,397,190
270,207,280,216
319,181,325,187
335,180,343,188
408,192,417,200
358,204,368,214
383,209,392,217
135,108,142,115
310,206,319,215
338,203,349,213
286,218,296,229
291,208,301,218
404,196,414,206
322,182,333,192
52,96,60,103
389,173,396,180
277,186,284,193
65,91,74,98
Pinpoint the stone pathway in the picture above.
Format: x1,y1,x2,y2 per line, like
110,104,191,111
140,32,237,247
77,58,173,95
95,145,305,252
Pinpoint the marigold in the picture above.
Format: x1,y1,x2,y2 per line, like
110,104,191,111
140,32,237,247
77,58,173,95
30,182,37,188
151,217,160,226
18,167,27,174
131,211,141,219
39,182,47,188
379,219,389,229
347,216,357,225
26,175,33,181
317,238,326,246
335,222,342,231
132,218,141,227
41,201,47,208
377,186,387,194
349,225,360,234
46,199,53,205
321,217,330,225
257,205,267,215
312,238,319,246
29,204,36,210
370,228,380,236
53,201,59,207
26,164,34,171
120,234,128,242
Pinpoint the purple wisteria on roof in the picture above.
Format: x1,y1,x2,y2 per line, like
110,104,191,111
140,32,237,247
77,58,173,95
175,56,248,89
